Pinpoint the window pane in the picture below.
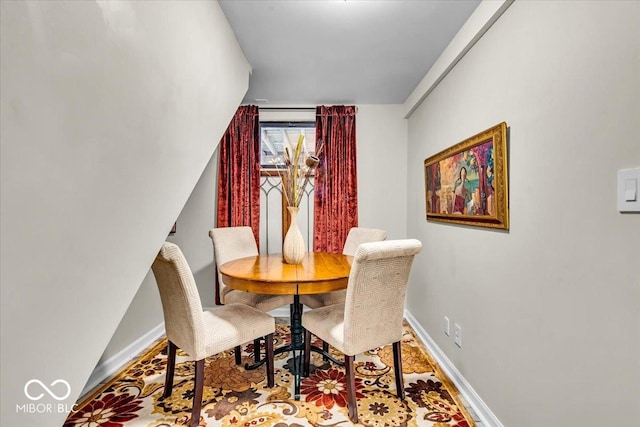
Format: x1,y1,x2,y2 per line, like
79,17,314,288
260,122,316,168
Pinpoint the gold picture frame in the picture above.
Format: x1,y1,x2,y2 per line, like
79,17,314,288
424,122,509,230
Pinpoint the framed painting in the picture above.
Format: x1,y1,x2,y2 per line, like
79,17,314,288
424,122,509,230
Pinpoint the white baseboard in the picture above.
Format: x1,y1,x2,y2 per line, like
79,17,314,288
404,310,503,427
81,322,165,398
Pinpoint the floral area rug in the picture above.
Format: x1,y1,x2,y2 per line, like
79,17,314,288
65,320,474,427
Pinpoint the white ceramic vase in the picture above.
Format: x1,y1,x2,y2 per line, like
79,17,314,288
283,206,305,264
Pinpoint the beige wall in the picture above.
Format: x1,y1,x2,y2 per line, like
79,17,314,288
357,105,408,239
406,1,640,425
0,1,249,425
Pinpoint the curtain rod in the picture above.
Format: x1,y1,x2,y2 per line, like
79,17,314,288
258,106,358,113
258,107,316,112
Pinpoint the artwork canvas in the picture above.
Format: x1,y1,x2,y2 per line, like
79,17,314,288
424,122,509,230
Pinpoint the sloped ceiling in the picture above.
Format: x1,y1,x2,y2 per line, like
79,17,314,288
219,0,481,105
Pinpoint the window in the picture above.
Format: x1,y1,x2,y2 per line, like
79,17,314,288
259,121,316,254
260,122,316,169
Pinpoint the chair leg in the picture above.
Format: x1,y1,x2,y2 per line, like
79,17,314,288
303,329,311,377
322,341,329,362
265,333,274,387
392,341,405,399
254,338,262,363
234,345,242,365
163,341,177,398
345,355,358,424
190,359,204,427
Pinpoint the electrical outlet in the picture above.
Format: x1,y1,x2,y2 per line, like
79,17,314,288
454,323,462,348
444,316,450,336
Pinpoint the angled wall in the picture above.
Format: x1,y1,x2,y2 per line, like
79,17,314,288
98,148,220,368
406,1,639,425
0,1,250,426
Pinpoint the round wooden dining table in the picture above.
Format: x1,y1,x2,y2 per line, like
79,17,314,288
219,252,352,398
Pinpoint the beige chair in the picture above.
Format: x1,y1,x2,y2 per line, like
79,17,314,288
300,227,386,309
209,226,293,310
152,242,275,427
302,239,422,424
209,227,292,362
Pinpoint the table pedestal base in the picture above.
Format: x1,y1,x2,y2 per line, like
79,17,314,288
244,296,344,399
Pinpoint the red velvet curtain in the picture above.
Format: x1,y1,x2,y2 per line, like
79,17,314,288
216,105,261,246
313,105,358,253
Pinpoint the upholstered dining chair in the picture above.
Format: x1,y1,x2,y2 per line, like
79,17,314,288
302,239,422,424
152,242,275,427
300,227,386,310
209,227,293,361
209,226,293,310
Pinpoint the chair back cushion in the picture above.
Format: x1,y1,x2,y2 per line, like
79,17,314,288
343,239,422,355
209,227,259,302
342,227,387,256
151,242,205,358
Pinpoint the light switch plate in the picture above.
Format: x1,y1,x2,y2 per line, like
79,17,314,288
454,323,462,348
617,168,640,212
